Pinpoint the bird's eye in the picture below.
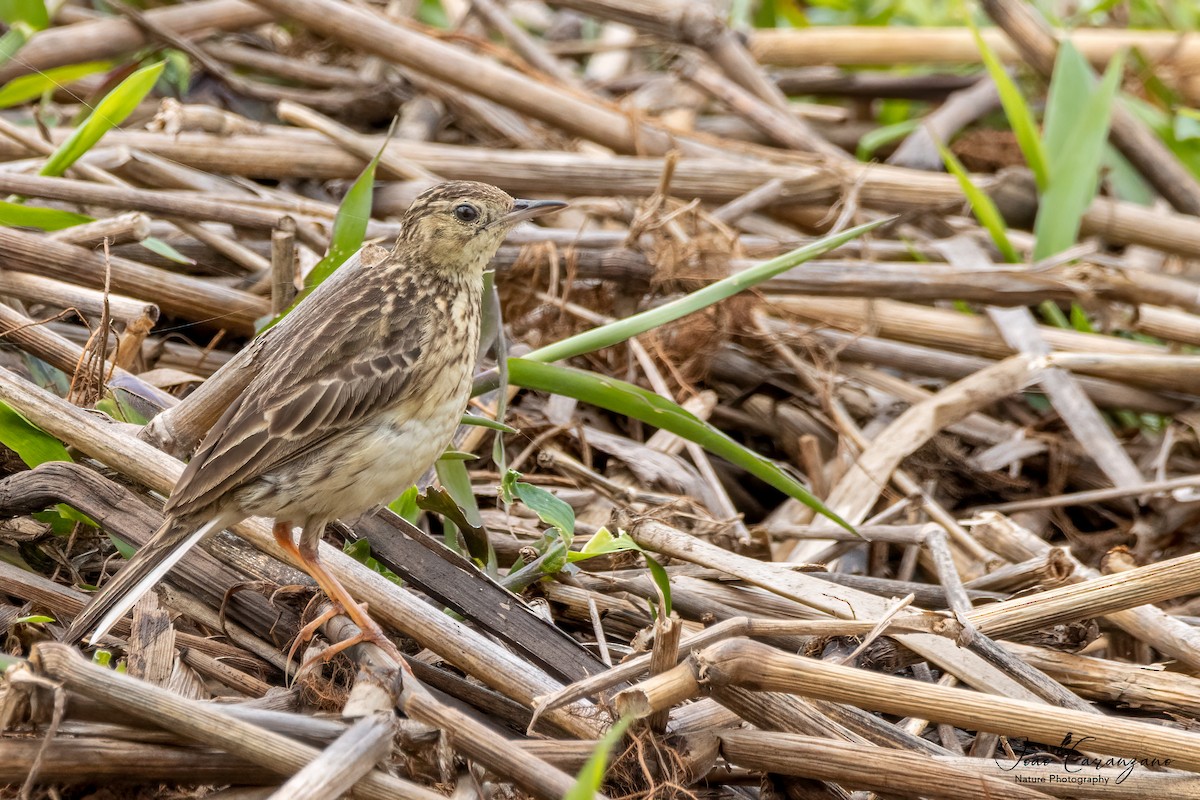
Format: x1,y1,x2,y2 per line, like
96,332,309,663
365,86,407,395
454,203,479,223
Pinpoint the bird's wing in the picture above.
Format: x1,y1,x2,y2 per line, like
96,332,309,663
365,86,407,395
165,307,429,518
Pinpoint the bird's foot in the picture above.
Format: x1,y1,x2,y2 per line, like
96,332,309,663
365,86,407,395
287,601,344,669
336,601,410,670
290,599,411,676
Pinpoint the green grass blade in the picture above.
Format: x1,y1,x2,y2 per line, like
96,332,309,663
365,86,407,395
935,139,1020,263
564,715,635,800
140,236,195,265
1034,44,1125,261
0,24,29,69
301,147,380,293
0,61,112,108
260,136,386,332
968,20,1049,190
507,358,853,532
460,412,519,435
524,216,889,365
856,119,921,161
1040,41,1093,177
0,199,92,230
39,60,165,177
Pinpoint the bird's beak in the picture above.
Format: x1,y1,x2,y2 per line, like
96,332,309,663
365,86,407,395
492,198,567,228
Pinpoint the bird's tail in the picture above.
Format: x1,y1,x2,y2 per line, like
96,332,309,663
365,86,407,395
63,517,224,645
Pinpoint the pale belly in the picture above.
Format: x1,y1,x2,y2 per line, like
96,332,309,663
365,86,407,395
235,387,469,524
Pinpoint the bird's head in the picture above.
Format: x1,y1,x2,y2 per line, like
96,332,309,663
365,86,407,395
397,181,565,279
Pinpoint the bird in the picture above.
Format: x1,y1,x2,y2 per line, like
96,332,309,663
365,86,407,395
64,181,566,656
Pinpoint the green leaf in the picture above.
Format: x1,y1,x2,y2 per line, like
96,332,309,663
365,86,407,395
564,715,635,800
968,20,1049,190
0,25,30,70
643,555,672,616
14,613,54,624
1123,96,1200,180
437,450,478,461
434,457,482,528
0,199,92,230
140,236,194,265
0,61,112,109
461,412,519,435
0,0,49,29
0,401,70,466
514,481,576,542
1034,44,1125,261
856,119,921,161
419,480,493,568
40,60,165,178
343,538,403,585
499,468,521,504
1176,108,1200,142
161,48,192,97
260,137,386,332
507,358,854,533
301,145,382,294
935,139,1020,263
0,403,98,528
387,485,420,523
572,527,671,615
524,216,889,365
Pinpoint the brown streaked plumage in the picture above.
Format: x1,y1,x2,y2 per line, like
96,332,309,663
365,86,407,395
65,181,566,652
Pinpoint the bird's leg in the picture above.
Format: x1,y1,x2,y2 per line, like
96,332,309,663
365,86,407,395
274,520,336,669
294,519,407,666
272,520,303,562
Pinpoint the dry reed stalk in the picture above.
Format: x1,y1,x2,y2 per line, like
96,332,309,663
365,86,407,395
717,730,1054,800
0,303,139,388
792,355,1035,539
25,643,441,800
629,519,1039,701
0,738,277,786
966,514,1200,673
0,0,272,84
969,550,1200,641
247,0,685,156
12,128,1200,259
1047,353,1200,395
268,714,394,800
690,638,1200,770
718,730,1200,799
49,212,151,247
808,328,1185,414
0,173,299,230
0,226,266,335
749,26,1200,69
771,296,1178,371
0,272,156,326
1006,642,1200,716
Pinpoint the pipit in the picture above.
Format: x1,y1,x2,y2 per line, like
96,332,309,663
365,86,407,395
65,181,565,656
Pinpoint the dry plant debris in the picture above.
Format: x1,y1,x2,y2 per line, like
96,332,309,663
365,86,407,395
2,0,1200,798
